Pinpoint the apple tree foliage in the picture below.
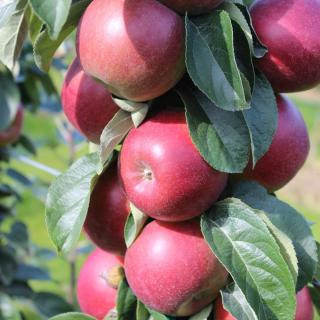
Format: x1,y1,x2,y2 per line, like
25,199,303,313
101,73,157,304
0,46,77,318
0,0,319,319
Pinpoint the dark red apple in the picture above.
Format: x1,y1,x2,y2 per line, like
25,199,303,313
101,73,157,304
0,107,24,146
84,161,130,256
159,0,223,15
76,0,185,102
124,219,229,316
61,58,119,144
242,95,309,191
119,110,228,221
214,287,314,320
295,287,314,320
77,249,124,320
250,0,320,93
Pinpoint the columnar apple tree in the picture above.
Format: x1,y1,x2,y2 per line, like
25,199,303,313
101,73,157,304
1,0,320,319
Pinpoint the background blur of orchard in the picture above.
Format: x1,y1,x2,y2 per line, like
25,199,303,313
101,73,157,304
1,13,320,320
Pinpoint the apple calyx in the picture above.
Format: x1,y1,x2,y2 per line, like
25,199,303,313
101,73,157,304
102,264,125,289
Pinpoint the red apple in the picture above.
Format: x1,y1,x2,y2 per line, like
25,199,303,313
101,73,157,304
124,219,229,316
295,287,314,320
214,287,314,320
214,296,236,320
250,0,320,93
159,0,223,15
84,161,130,256
242,95,309,191
77,249,124,320
61,58,119,144
0,107,24,146
76,0,185,102
119,110,228,221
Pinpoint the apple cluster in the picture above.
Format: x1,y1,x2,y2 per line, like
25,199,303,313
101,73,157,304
60,0,319,319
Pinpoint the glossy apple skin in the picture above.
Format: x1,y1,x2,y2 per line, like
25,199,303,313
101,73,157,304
159,0,223,15
295,287,314,320
0,107,24,146
84,162,130,256
124,219,229,316
243,95,309,191
77,249,124,320
214,287,314,320
250,0,320,93
119,110,228,221
61,58,119,144
76,0,185,102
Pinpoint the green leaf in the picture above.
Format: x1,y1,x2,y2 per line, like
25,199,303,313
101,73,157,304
179,73,277,173
185,11,250,111
233,3,268,58
221,2,254,54
131,105,149,128
50,312,95,320
0,184,19,198
0,75,20,131
0,0,28,70
0,0,19,28
33,292,73,317
0,247,18,285
17,134,37,155
3,280,33,298
15,264,50,281
308,285,320,316
257,212,298,285
228,181,318,290
45,152,99,254
201,198,296,320
33,0,90,72
6,168,32,186
189,304,213,320
221,282,258,320
124,203,148,248
13,299,43,320
111,97,150,128
179,87,250,173
222,2,267,58
242,0,255,6
232,21,254,98
136,301,149,320
7,221,29,247
29,0,72,40
0,293,21,320
315,242,320,280
104,309,118,319
99,109,134,174
242,72,277,166
28,11,42,43
116,280,137,320
147,309,172,320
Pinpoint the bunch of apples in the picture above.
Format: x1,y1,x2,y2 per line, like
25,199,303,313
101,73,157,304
61,0,319,318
